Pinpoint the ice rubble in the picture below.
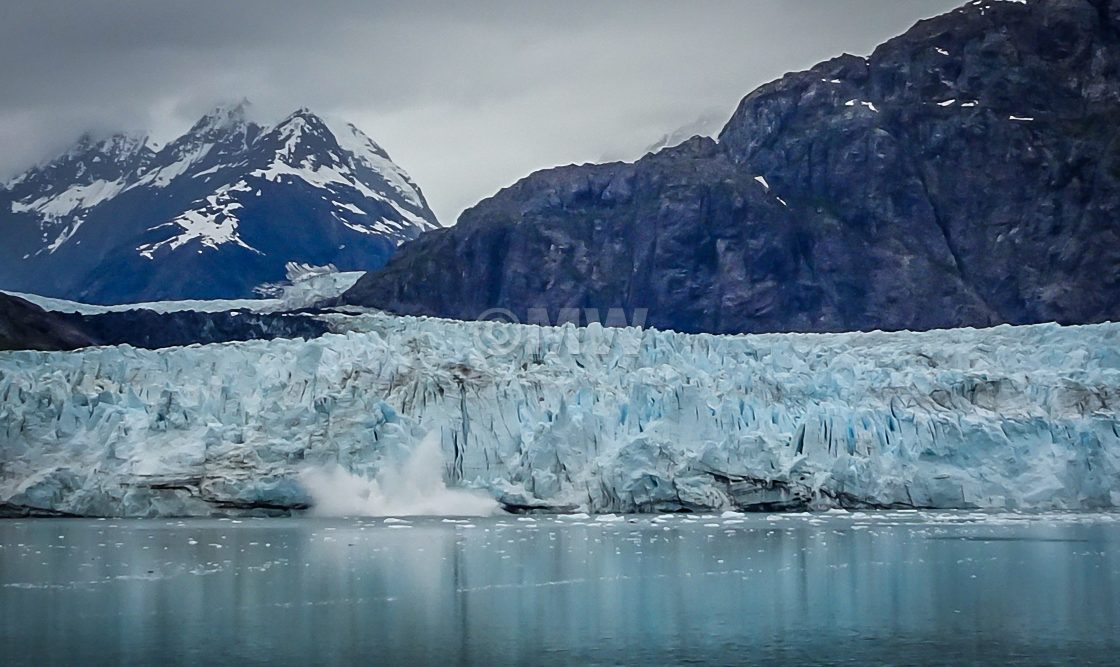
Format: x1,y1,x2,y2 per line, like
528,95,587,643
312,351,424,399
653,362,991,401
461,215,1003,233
0,313,1117,517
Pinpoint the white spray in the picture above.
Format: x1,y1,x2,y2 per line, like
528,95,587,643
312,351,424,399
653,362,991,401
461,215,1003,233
299,431,500,517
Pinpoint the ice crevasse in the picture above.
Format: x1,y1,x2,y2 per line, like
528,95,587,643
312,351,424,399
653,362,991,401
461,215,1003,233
0,312,1118,517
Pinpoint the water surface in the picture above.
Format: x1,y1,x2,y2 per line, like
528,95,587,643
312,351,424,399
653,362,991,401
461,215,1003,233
2,511,1118,665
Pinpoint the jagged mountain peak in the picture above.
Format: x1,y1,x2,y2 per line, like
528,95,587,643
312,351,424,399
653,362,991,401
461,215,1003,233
266,108,394,163
180,100,256,144
266,108,336,158
3,130,155,224
333,121,392,161
324,116,432,214
135,104,263,190
0,100,440,303
65,129,151,155
9,130,153,185
345,0,1120,335
640,111,727,159
269,107,368,155
169,100,260,154
188,99,253,135
94,132,155,159
282,106,319,122
252,107,434,220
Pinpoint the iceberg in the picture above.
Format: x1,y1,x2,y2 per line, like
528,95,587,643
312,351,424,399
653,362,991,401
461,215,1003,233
1,311,1117,516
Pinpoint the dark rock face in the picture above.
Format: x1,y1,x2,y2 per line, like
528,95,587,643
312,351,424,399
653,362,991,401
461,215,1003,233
345,0,1120,334
0,293,98,351
0,292,327,351
68,309,329,349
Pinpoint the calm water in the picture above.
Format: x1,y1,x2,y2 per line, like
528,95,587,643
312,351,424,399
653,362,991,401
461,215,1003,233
2,511,1118,665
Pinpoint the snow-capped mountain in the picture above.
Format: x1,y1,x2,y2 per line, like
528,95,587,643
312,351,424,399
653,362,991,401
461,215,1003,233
3,133,156,255
0,102,439,303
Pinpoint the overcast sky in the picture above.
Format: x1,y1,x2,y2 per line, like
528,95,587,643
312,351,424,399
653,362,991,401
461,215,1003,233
0,0,961,225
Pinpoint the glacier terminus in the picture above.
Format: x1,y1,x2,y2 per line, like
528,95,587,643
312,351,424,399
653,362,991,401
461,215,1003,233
1,312,1117,517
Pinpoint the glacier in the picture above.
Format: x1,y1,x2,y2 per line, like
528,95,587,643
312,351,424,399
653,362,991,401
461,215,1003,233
1,312,1118,517
2,264,364,316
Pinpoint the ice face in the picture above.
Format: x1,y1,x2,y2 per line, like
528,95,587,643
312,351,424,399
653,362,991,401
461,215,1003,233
0,313,1117,517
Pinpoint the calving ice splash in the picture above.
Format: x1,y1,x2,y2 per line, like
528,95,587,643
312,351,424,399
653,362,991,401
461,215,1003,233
0,312,1118,517
299,432,499,517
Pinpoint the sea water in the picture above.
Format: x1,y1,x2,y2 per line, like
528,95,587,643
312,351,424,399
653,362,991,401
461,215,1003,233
2,512,1118,665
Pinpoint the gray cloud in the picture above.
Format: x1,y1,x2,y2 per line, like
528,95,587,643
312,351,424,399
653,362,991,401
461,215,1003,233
0,0,962,224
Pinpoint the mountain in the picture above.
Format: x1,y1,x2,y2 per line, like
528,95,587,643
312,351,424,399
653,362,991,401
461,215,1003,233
639,111,728,157
599,111,726,163
0,103,439,304
345,0,1120,334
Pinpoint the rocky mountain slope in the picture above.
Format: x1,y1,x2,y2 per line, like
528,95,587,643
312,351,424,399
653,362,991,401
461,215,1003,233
0,293,97,351
0,103,438,304
345,0,1120,334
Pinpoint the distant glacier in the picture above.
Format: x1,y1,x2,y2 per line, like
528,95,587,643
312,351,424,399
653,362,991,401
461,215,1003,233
1,312,1117,517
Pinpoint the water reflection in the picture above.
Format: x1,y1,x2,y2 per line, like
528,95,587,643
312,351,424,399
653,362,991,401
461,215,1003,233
2,513,1118,665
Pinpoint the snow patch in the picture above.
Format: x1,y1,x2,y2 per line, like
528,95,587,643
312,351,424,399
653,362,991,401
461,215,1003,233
843,99,879,112
134,143,214,189
328,120,428,211
137,182,259,259
11,178,126,221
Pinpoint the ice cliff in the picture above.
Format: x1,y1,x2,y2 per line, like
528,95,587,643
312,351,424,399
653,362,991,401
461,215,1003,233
1,313,1118,516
